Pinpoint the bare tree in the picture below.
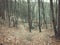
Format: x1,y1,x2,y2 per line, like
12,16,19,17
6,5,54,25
50,0,57,36
56,0,60,39
7,0,11,27
41,0,47,29
13,0,17,27
38,0,41,32
27,0,32,32
55,0,58,26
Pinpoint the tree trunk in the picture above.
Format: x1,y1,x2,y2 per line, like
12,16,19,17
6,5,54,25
38,0,41,32
8,0,11,27
50,0,57,36
27,0,32,32
56,0,60,39
41,0,47,29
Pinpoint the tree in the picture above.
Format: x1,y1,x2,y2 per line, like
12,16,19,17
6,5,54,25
50,0,57,36
8,0,11,27
41,0,47,29
55,0,58,26
13,0,17,27
27,0,32,32
38,0,41,32
56,0,60,39
0,0,6,20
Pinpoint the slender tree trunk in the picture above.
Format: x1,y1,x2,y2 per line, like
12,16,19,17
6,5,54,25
55,0,57,27
15,0,18,27
13,0,17,27
8,0,10,27
38,0,41,32
27,0,32,32
42,0,47,29
4,0,7,21
50,0,57,36
56,0,60,39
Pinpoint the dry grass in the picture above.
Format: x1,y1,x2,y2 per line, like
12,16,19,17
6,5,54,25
0,24,59,45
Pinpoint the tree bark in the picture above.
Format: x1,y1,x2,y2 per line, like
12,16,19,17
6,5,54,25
8,0,11,27
50,0,57,36
38,0,41,32
56,0,60,39
41,0,47,29
27,0,32,32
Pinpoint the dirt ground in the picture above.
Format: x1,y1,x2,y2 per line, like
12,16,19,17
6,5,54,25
0,24,60,45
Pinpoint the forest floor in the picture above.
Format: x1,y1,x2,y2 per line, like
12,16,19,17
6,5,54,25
0,24,60,45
